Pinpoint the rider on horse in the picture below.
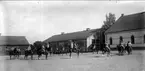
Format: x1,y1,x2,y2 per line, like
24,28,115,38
126,41,133,54
118,41,125,55
105,42,110,50
105,42,111,56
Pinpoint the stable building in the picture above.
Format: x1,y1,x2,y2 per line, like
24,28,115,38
44,28,101,52
0,36,30,55
105,12,145,49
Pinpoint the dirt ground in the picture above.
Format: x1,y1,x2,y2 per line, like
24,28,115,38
0,50,145,71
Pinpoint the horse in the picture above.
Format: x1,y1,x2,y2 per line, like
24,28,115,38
36,45,50,60
117,44,125,55
125,43,132,55
24,49,34,60
24,45,35,60
102,44,111,56
89,44,97,54
6,48,15,60
7,47,20,60
44,46,52,59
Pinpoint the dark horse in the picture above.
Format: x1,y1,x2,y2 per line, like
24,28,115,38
44,45,52,59
117,44,125,55
7,47,21,60
125,42,133,55
102,43,111,56
24,45,35,60
36,45,50,60
125,45,132,55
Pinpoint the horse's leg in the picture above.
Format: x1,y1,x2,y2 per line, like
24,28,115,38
118,50,120,56
45,53,48,60
66,51,67,55
31,54,33,60
121,49,123,55
38,54,41,60
49,52,51,56
107,49,111,57
69,51,72,58
96,49,99,54
130,48,132,54
10,55,11,60
77,50,79,57
129,48,131,55
18,53,20,59
107,52,110,57
38,55,39,60
24,55,26,59
61,51,63,56
24,55,27,60
17,53,19,59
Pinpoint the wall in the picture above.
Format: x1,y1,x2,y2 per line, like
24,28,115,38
49,39,87,52
106,29,145,48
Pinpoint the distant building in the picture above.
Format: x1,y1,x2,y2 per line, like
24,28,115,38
0,36,29,55
105,12,145,49
44,28,101,52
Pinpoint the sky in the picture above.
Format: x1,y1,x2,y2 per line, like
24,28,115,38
0,1,145,44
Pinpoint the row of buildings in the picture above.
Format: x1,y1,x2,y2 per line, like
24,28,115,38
44,12,145,52
0,12,145,54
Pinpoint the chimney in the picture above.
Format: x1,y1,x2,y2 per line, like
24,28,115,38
86,28,90,31
121,14,124,17
61,32,65,35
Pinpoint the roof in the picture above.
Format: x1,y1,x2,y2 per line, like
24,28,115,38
44,29,99,43
0,36,29,46
105,12,145,34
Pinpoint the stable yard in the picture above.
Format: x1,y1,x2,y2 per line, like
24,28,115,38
0,50,145,71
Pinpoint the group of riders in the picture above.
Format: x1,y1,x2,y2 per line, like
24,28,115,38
6,41,133,60
91,41,132,56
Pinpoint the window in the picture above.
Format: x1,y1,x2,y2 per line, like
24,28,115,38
109,37,112,45
144,35,145,43
131,35,135,44
119,36,123,43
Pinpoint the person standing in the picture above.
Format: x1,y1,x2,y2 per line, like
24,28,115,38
69,40,73,58
75,43,80,58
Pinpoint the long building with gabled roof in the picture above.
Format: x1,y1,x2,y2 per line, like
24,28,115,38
44,28,101,52
105,12,145,49
0,36,29,55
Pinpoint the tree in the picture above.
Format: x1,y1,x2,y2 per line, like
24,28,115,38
33,41,43,49
102,13,116,31
95,13,116,48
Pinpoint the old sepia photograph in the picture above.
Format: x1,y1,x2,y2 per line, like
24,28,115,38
0,0,145,71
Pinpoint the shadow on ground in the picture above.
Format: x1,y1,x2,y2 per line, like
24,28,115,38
60,57,71,59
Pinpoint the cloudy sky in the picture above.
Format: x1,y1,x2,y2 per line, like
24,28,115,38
0,1,145,44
